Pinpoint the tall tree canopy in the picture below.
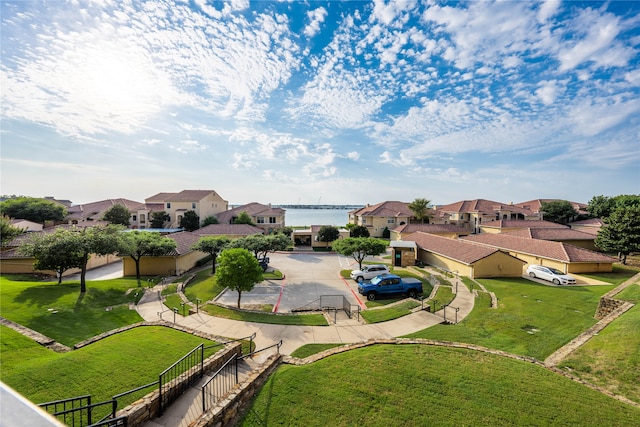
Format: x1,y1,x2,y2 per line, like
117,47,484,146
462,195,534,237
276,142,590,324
74,225,123,292
19,228,84,283
201,215,219,226
0,197,66,223
150,211,170,228
317,225,340,248
192,236,231,274
215,248,263,308
349,225,370,238
540,200,578,224
234,211,255,225
588,194,640,219
408,198,431,223
332,237,387,270
0,215,24,246
595,205,640,265
118,231,177,283
180,210,200,231
103,204,131,226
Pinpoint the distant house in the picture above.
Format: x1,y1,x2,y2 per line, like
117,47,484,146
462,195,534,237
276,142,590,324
569,218,604,236
195,224,265,239
401,232,526,278
462,233,614,273
215,202,285,233
390,223,469,241
349,201,414,237
121,231,206,277
141,190,229,229
292,225,349,249
432,199,540,233
514,199,589,217
66,199,142,226
479,219,569,234
10,219,43,232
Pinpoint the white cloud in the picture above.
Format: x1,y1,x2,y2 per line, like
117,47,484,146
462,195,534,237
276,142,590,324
304,7,328,37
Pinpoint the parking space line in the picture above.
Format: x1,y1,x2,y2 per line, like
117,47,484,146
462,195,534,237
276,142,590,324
341,276,365,308
272,278,286,313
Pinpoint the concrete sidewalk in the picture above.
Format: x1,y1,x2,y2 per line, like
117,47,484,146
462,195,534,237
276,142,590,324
135,274,475,355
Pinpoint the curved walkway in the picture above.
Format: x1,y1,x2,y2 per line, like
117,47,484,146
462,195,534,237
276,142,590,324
135,272,476,356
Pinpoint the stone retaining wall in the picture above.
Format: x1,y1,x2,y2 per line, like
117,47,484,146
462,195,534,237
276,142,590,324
0,316,71,353
117,342,243,427
191,353,283,427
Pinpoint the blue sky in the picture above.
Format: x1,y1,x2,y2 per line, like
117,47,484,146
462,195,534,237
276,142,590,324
1,0,639,206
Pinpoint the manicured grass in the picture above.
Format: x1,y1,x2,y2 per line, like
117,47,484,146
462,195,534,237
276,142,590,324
242,344,640,426
0,275,143,346
360,300,420,323
163,293,188,314
183,269,226,303
202,304,329,326
432,284,455,307
263,269,284,280
580,265,640,286
559,284,640,404
1,325,218,417
290,343,343,359
404,278,614,360
365,297,404,308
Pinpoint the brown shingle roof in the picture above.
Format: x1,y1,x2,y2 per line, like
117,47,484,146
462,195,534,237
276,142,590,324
165,190,220,202
481,220,568,229
165,231,201,256
462,233,613,263
404,232,502,265
66,199,143,221
505,228,596,241
216,202,284,224
436,199,536,216
515,199,588,215
393,223,468,235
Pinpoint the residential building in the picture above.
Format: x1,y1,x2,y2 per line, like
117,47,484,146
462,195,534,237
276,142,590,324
515,199,589,217
432,199,540,233
215,202,285,233
504,228,597,251
142,190,228,229
390,223,469,241
348,201,414,237
292,225,349,249
66,199,142,225
195,224,265,239
10,219,43,232
479,219,569,234
568,218,604,236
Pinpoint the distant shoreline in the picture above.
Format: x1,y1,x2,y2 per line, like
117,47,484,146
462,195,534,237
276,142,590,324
275,204,363,210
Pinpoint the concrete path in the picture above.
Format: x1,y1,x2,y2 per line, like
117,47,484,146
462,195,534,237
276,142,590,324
135,273,475,356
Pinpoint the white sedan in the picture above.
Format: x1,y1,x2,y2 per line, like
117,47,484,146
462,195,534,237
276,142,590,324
526,265,576,285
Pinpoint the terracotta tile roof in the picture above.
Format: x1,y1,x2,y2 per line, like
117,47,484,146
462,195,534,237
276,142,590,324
515,199,588,215
66,199,143,221
195,224,265,236
165,190,222,202
569,218,604,226
404,232,502,265
216,202,285,224
145,192,176,203
481,219,569,229
505,228,596,241
436,199,536,216
349,201,413,217
165,231,201,256
393,223,468,235
462,233,613,263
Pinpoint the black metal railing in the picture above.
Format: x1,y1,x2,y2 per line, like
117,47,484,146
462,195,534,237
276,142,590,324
201,354,239,413
39,395,121,427
158,343,204,415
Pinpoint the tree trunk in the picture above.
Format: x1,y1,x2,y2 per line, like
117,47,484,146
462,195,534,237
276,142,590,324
237,290,242,309
80,253,89,293
132,255,141,285
211,254,217,274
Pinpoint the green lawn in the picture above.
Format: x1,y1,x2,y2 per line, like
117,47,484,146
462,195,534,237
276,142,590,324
360,300,420,323
0,275,143,346
289,343,343,359
0,325,218,415
404,278,614,360
183,269,226,303
242,345,639,426
202,304,328,326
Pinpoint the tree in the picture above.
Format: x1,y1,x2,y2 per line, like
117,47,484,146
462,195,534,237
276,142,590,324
595,206,640,265
74,225,123,292
1,215,24,246
180,210,200,231
19,228,84,283
0,197,66,224
408,198,431,223
317,225,340,248
588,194,640,218
201,215,219,226
150,211,170,228
103,204,131,226
192,236,230,274
215,248,263,308
118,231,177,284
234,211,255,225
540,200,578,224
349,225,370,238
333,237,388,270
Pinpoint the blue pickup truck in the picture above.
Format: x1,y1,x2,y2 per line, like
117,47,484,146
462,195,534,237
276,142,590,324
357,274,423,301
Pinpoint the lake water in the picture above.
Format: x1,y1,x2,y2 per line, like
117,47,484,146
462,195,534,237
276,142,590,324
284,208,353,227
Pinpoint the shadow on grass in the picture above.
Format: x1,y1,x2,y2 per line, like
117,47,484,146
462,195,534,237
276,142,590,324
12,282,80,307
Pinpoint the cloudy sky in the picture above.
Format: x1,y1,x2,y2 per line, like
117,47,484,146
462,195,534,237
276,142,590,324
1,0,639,206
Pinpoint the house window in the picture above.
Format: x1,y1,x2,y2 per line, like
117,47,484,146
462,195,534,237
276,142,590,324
166,203,171,209
140,214,146,224
192,202,196,209
257,217,265,224
387,218,395,224
132,215,137,221
362,218,367,224
269,217,276,224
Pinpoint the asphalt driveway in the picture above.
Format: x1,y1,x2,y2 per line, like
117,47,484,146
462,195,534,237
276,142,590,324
215,251,366,312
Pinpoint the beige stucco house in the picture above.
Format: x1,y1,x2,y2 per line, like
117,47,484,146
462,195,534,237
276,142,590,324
215,203,285,233
66,199,143,226
479,219,569,234
292,225,349,249
401,232,526,278
141,190,228,229
462,233,614,273
432,199,541,233
195,224,265,239
349,201,414,237
504,228,597,251
390,223,469,241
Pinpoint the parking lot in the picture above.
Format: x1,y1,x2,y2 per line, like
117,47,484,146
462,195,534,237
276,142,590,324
214,251,368,312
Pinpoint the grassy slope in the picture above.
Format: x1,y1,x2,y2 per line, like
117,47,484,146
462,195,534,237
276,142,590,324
243,345,638,427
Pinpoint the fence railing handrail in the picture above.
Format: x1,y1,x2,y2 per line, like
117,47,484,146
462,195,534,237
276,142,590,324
240,339,283,360
112,380,159,400
203,332,256,351
201,353,238,390
159,343,203,377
